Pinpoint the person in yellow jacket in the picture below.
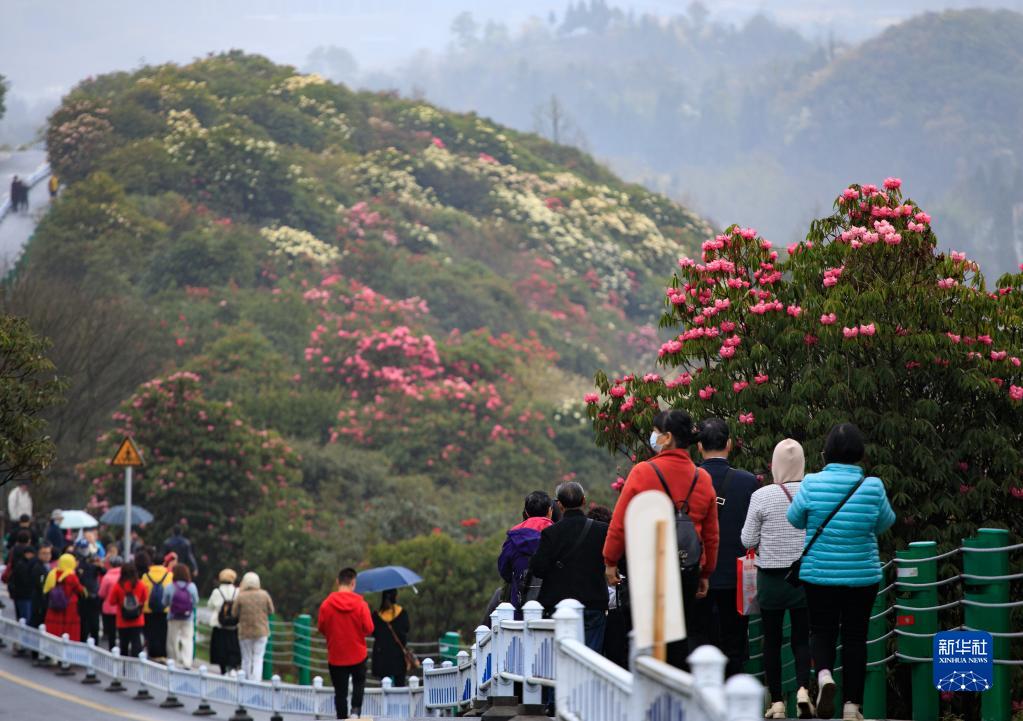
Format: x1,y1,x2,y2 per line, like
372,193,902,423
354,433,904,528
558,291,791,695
48,174,59,198
136,551,172,660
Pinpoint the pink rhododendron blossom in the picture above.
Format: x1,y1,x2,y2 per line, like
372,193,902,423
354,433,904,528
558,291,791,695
720,321,736,332
786,305,802,318
666,372,693,389
611,476,626,492
841,188,859,201
820,313,837,325
754,374,769,385
733,381,749,393
859,324,876,336
620,397,636,412
843,326,859,339
431,137,445,148
678,257,696,269
914,212,931,224
883,177,902,190
738,227,757,239
698,385,717,400
642,373,662,383
950,251,966,263
719,345,736,359
584,393,599,404
937,278,957,289
478,152,498,164
991,350,1008,361
738,412,754,425
804,333,818,346
609,385,627,398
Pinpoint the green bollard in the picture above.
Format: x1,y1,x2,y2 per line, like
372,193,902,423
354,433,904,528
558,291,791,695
439,631,461,664
781,615,796,718
895,541,938,721
293,614,312,686
263,613,276,681
863,585,890,720
963,528,1010,721
745,614,764,680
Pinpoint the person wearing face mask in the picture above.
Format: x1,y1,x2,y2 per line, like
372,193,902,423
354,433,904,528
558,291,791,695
602,408,720,669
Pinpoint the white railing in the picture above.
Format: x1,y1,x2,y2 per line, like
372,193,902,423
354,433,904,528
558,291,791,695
2,599,765,720
0,162,51,223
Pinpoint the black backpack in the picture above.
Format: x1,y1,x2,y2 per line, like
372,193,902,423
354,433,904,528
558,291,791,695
648,461,704,570
121,584,143,621
217,588,239,629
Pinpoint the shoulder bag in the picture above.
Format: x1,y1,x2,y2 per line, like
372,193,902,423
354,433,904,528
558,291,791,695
384,615,421,673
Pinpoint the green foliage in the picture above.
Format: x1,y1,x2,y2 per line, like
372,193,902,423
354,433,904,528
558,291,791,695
589,181,1023,556
367,533,503,641
0,315,67,487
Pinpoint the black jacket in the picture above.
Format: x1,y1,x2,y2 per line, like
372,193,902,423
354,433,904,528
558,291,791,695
371,607,410,682
700,458,759,589
163,534,198,573
529,509,609,611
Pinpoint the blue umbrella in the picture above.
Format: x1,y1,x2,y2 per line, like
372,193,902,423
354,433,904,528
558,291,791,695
356,566,423,593
99,505,154,526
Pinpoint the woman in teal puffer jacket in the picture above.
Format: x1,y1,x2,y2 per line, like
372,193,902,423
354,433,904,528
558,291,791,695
787,423,895,721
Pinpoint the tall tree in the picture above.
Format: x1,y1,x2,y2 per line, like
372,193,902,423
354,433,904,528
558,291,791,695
0,315,66,488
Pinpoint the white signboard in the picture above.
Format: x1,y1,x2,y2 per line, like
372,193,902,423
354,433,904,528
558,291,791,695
625,490,686,649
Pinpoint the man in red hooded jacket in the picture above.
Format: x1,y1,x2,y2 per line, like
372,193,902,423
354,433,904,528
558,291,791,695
318,568,374,719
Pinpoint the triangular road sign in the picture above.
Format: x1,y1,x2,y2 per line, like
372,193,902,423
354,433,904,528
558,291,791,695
111,437,144,467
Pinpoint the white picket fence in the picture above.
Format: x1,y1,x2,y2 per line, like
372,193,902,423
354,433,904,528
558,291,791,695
0,599,764,719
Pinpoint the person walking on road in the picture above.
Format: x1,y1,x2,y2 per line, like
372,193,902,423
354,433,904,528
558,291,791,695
498,490,553,609
45,510,66,551
208,568,241,674
48,174,59,198
7,534,38,624
233,571,274,680
690,417,759,678
108,562,148,657
741,439,814,718
787,423,896,721
371,588,412,687
75,539,104,644
43,553,84,641
137,550,172,661
7,482,32,523
318,567,374,720
529,481,610,652
163,526,198,576
167,563,199,669
98,555,123,650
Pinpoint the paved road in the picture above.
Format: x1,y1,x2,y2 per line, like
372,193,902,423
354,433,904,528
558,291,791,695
0,148,51,267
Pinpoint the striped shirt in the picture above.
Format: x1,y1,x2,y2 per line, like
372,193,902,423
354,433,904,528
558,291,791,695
740,482,806,569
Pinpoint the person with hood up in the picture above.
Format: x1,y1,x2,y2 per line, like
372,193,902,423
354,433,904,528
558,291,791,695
43,553,85,641
137,550,172,661
741,439,813,719
371,589,412,686
207,568,242,674
497,490,553,609
233,571,274,680
45,510,66,551
318,567,374,719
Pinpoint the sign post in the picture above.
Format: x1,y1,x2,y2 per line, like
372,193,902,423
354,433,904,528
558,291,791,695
110,437,143,551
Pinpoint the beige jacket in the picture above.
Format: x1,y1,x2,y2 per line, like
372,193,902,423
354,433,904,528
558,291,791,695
233,588,274,639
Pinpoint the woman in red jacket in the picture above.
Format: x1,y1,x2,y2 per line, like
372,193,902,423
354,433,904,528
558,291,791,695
108,562,149,657
43,553,85,641
603,408,720,669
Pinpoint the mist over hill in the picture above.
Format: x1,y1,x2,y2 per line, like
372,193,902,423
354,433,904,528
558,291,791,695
356,5,1023,275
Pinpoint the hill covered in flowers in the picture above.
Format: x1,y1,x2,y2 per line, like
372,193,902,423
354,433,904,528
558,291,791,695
17,52,710,621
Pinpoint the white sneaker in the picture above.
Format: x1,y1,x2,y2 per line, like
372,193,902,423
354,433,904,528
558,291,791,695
842,702,864,721
765,701,786,719
797,686,815,718
816,670,836,719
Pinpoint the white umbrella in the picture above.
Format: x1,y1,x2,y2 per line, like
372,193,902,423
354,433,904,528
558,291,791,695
58,510,98,529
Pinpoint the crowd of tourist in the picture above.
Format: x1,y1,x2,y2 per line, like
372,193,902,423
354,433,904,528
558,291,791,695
496,414,894,721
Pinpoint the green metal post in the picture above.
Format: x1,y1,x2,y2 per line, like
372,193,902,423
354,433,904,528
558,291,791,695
781,615,796,718
263,613,276,681
963,528,1010,721
863,584,889,720
895,541,938,721
439,631,461,664
745,614,764,680
294,614,312,686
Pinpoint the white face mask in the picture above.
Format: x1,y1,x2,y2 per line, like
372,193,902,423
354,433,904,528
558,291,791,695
649,431,664,453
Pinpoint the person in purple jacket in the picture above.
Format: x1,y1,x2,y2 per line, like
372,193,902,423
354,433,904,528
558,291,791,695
498,491,553,608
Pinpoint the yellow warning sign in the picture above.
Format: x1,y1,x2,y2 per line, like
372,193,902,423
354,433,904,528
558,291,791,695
111,437,144,467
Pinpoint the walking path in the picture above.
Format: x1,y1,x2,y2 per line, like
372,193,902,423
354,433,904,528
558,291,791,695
0,147,51,267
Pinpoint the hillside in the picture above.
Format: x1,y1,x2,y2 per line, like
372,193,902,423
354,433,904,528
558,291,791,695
7,52,710,619
365,6,1023,275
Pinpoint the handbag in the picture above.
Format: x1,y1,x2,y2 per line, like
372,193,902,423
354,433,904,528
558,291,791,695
785,474,866,587
736,550,759,616
385,617,421,674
